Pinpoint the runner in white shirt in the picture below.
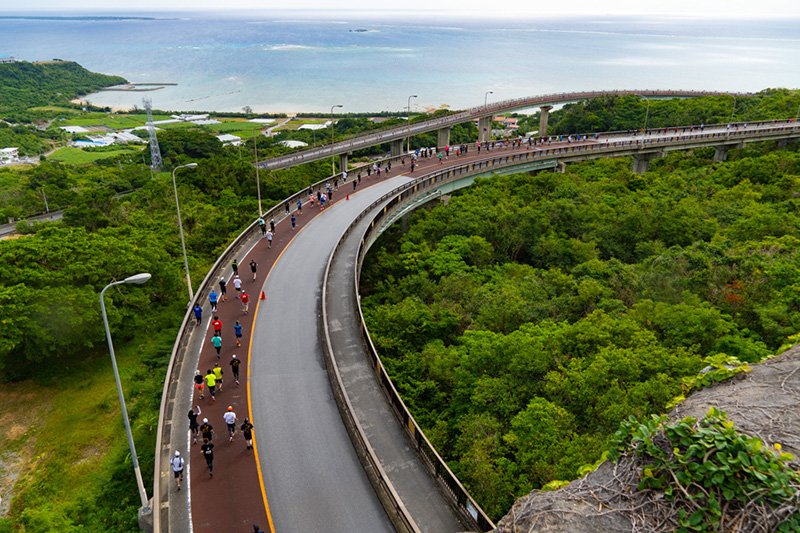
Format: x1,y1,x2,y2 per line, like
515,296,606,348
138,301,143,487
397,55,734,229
171,450,185,490
223,407,237,442
233,275,242,298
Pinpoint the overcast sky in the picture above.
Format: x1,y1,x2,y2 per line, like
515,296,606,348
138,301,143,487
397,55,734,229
10,0,800,17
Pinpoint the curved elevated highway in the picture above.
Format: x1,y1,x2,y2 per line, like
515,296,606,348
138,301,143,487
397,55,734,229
152,112,800,533
257,89,750,171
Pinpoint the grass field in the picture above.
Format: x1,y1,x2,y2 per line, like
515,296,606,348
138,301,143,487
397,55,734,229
28,106,81,114
60,113,173,130
48,146,144,164
0,308,180,532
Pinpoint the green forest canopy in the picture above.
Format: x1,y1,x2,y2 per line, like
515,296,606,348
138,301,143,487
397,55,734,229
360,142,800,520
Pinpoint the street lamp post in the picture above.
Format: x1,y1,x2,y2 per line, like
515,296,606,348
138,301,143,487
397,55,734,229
171,162,198,302
633,94,651,132
100,273,153,519
727,94,737,124
484,91,493,111
406,94,417,155
330,104,343,175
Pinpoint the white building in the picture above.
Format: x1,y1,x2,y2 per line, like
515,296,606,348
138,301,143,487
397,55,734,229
216,134,242,146
0,147,19,162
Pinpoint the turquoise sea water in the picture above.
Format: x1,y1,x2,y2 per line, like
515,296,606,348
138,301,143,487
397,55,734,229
1,10,799,113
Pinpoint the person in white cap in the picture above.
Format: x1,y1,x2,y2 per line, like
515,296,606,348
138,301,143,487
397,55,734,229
171,451,184,490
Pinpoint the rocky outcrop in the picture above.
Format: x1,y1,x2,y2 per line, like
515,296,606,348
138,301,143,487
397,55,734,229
493,345,800,533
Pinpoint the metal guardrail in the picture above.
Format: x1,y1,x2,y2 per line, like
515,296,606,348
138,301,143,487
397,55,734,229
257,89,752,170
154,116,800,532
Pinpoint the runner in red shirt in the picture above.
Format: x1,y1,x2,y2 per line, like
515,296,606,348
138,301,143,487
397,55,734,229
212,316,223,337
241,291,250,314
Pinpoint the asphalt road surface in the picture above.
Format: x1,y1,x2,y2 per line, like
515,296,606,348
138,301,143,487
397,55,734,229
249,178,411,532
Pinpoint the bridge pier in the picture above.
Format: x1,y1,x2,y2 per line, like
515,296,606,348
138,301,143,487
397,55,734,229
390,139,404,157
539,105,553,138
714,141,745,162
437,126,451,149
633,151,663,174
478,116,491,144
339,153,349,172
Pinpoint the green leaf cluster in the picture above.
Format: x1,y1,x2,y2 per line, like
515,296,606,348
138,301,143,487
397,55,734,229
608,408,800,532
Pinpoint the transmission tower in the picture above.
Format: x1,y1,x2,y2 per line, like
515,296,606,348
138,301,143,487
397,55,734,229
143,97,163,171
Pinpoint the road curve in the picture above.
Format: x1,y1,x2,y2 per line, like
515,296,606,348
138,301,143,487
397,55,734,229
249,180,411,532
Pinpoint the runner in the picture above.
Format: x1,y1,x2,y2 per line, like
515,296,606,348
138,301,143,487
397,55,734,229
233,275,242,297
205,370,217,401
234,321,243,347
257,217,266,237
296,199,302,214
224,406,237,442
209,289,218,313
193,304,203,326
231,259,239,276
291,214,296,230
212,316,223,337
241,290,250,314
218,276,228,301
270,218,275,234
241,417,254,450
171,451,184,490
230,354,241,385
188,405,201,444
201,438,214,477
200,417,214,441
250,259,258,280
266,231,273,249
210,334,223,358
193,370,205,399
213,363,224,392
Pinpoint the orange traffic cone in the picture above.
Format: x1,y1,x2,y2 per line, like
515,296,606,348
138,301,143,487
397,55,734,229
260,290,266,300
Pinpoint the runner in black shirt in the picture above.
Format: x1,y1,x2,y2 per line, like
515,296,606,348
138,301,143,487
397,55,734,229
200,418,214,442
201,439,214,476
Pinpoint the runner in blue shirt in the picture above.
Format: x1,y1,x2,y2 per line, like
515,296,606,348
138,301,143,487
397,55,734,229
209,289,218,312
234,320,243,347
193,304,203,325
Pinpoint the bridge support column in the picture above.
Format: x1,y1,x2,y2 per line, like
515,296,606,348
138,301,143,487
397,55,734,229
539,105,553,138
633,151,663,174
390,139,404,157
478,117,491,144
714,142,745,162
338,153,349,172
437,126,451,149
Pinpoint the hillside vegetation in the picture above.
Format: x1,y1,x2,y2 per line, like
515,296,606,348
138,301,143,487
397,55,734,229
0,61,126,119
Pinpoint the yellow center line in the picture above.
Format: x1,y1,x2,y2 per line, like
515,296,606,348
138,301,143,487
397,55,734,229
247,222,310,533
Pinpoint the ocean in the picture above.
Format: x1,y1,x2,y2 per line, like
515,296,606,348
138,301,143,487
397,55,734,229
1,10,799,113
